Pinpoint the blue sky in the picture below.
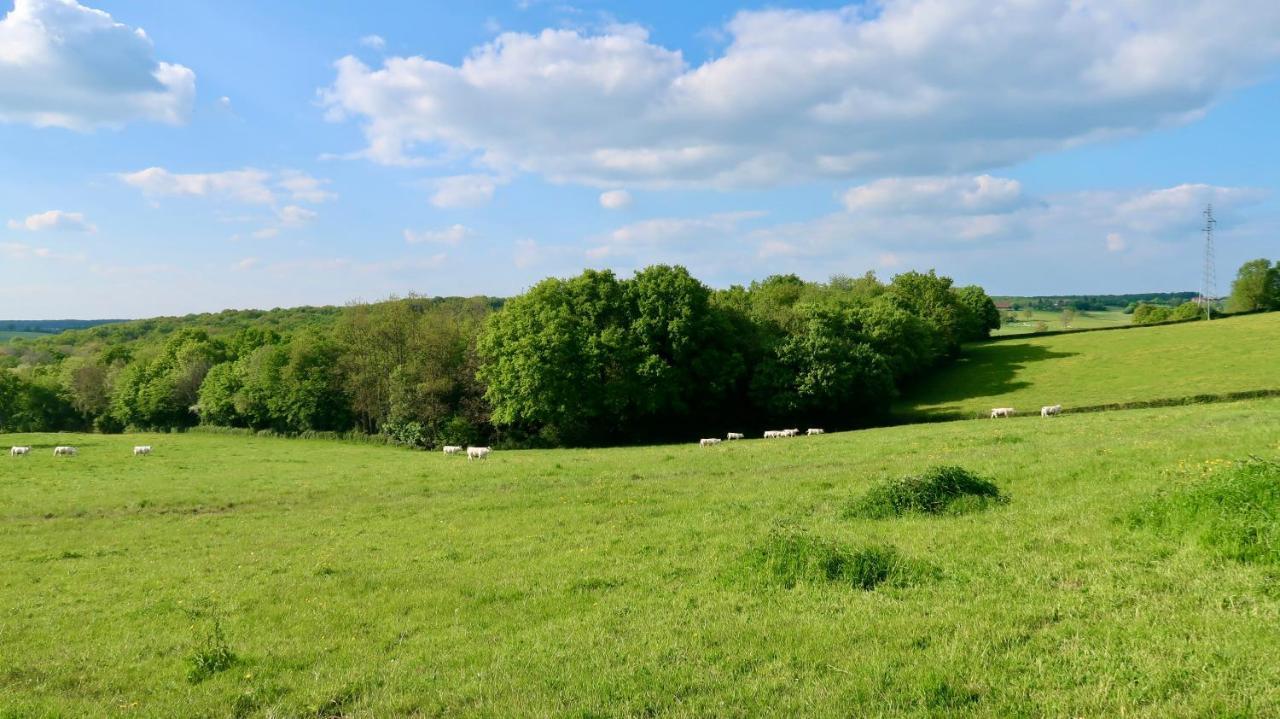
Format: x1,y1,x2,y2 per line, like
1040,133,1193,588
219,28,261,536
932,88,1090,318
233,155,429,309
2,0,1278,317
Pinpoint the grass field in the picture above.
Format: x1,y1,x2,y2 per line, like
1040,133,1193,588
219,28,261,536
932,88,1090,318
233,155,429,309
4,399,1280,716
992,309,1131,336
897,311,1280,420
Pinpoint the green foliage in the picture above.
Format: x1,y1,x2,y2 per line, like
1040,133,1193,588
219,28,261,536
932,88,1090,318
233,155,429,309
1227,258,1280,313
742,526,927,590
847,466,1006,518
186,616,236,684
1130,457,1280,565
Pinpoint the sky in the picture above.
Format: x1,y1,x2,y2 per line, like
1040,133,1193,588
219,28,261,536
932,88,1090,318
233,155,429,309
1,0,1279,318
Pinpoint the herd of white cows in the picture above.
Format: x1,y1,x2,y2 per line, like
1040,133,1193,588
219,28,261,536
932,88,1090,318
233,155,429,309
9,445,152,457
990,404,1063,418
9,406,1064,461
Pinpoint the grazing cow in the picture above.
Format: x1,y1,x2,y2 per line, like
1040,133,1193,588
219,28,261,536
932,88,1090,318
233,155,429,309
133,446,152,456
699,438,722,447
442,445,463,455
783,428,800,437
726,432,744,441
466,446,491,460
53,446,77,457
10,446,31,457
763,430,781,438
1040,404,1062,417
806,428,825,436
990,408,1016,419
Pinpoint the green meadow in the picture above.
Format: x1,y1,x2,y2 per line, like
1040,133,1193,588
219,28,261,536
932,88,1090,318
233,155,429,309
897,311,1280,420
992,309,1131,336
4,396,1280,716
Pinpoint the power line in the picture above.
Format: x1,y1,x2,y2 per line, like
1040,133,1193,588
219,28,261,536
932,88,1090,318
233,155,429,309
1201,204,1217,320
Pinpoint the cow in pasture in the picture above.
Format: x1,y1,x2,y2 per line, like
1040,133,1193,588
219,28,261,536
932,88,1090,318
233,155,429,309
52,446,77,457
466,446,491,460
9,446,31,457
699,438,722,447
990,408,1016,419
1040,404,1062,417
133,446,152,456
807,428,825,436
442,445,463,455
783,428,800,437
763,430,781,438
726,432,744,441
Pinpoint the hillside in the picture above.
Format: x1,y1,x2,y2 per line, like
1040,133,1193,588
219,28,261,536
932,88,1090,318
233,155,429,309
3,399,1279,715
897,312,1280,420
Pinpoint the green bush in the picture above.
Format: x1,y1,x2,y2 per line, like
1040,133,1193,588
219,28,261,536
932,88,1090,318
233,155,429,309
1130,457,1280,565
848,465,1007,519
742,526,929,590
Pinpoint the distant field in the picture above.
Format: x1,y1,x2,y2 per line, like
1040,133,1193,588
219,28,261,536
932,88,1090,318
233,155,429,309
993,309,1131,336
3,399,1280,716
898,311,1280,420
0,330,50,341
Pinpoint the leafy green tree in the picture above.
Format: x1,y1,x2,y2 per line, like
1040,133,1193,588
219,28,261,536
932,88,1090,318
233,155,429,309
1227,258,1280,312
886,270,965,356
954,285,1001,341
196,362,241,426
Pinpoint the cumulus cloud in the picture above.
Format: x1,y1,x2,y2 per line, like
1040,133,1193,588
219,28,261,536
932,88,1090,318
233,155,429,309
429,174,503,208
403,224,473,245
118,167,336,206
599,189,632,210
842,175,1033,215
359,34,386,50
0,0,195,130
7,210,96,232
588,210,764,260
320,2,1280,188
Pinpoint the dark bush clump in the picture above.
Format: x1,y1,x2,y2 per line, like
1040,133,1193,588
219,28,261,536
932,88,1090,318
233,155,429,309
1130,457,1280,565
186,617,236,684
847,465,1007,519
743,526,929,590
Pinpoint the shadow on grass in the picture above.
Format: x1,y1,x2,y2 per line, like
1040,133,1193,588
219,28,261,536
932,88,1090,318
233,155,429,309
897,342,1080,419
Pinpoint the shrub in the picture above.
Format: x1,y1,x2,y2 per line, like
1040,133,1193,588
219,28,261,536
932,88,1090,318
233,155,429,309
848,465,1007,519
742,526,929,590
1130,457,1280,565
186,616,236,684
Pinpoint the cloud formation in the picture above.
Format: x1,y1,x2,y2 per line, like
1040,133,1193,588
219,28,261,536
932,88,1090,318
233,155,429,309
321,1,1280,188
118,167,335,206
429,174,503,208
0,0,195,130
404,224,473,245
8,210,96,232
599,189,632,210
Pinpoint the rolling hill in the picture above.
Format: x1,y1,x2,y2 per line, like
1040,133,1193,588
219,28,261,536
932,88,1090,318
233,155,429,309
896,311,1280,420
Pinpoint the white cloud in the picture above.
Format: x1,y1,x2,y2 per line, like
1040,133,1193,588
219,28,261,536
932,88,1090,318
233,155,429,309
321,2,1280,188
7,210,96,232
251,227,280,240
0,0,195,130
276,205,317,228
118,167,336,206
235,257,259,270
588,210,764,260
599,189,632,210
0,241,85,262
429,174,503,208
404,224,473,245
1105,232,1127,253
217,95,233,110
359,34,386,50
842,175,1032,215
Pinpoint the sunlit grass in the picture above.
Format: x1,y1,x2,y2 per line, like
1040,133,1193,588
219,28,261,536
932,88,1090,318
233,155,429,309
3,397,1280,716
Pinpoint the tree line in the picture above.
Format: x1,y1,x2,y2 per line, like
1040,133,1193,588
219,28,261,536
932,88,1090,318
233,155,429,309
0,267,998,447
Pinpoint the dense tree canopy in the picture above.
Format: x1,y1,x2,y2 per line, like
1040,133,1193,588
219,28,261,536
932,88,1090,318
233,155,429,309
2,267,1004,447
1228,258,1280,313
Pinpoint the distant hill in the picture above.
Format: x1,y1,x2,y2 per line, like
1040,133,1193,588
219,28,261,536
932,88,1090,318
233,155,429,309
896,311,1280,420
0,319,127,335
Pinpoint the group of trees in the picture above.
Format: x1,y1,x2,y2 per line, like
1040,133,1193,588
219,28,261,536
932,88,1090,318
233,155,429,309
0,267,999,447
1228,258,1280,313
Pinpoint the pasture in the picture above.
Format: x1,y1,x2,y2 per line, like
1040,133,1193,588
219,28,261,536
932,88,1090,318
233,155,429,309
4,399,1280,716
992,309,1130,336
897,311,1280,420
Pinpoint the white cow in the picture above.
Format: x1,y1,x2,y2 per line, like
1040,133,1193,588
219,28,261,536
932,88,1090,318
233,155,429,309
10,446,31,457
699,438,722,447
442,445,463,455
1040,404,1062,417
990,407,1016,419
726,432,744,441
763,430,781,438
783,428,800,437
133,445,152,456
466,446,491,460
53,446,77,457
806,428,825,436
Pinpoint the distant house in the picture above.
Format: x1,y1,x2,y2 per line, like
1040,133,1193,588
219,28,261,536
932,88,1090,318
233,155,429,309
994,301,1014,311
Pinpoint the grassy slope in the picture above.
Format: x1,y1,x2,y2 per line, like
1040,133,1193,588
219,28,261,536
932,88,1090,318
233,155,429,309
993,309,1131,336
898,311,1280,419
3,400,1280,717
